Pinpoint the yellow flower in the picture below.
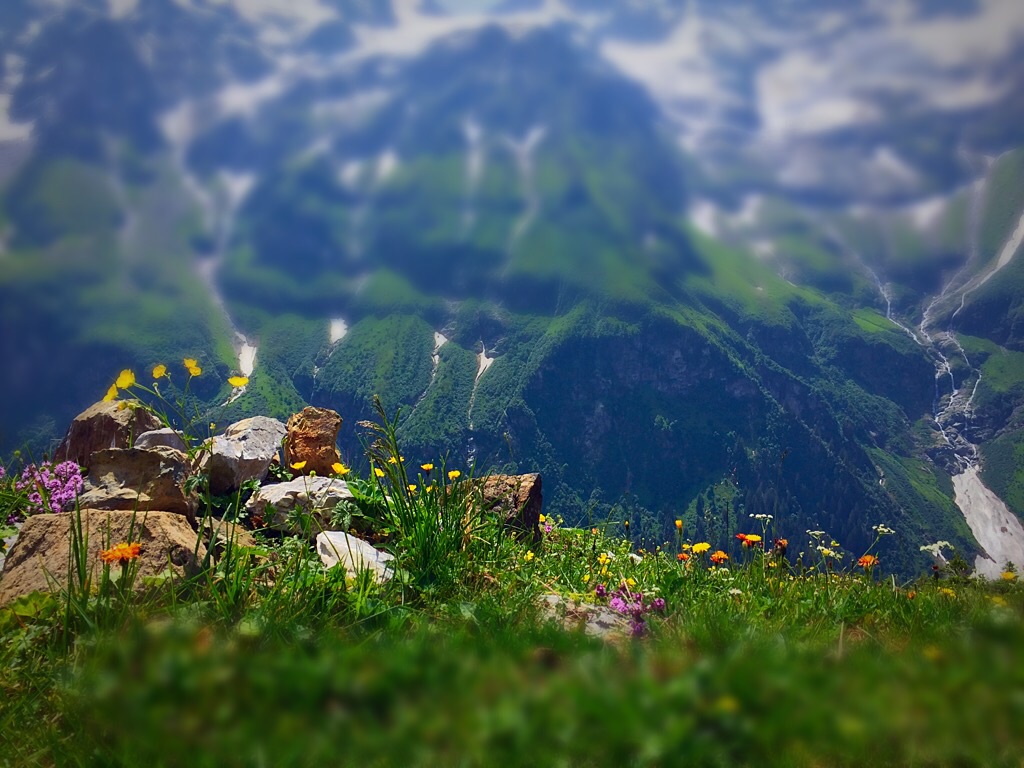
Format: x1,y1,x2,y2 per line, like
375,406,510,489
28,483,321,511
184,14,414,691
407,484,417,494
625,578,636,588
1001,571,1017,581
374,467,385,478
582,574,590,583
183,357,198,369
597,553,611,566
939,587,956,598
990,595,1008,607
539,514,546,523
421,463,434,472
424,485,434,493
745,534,763,544
524,551,535,562
291,461,307,470
692,542,711,554
600,566,608,576
448,470,461,480
152,364,167,379
115,369,136,389
675,519,683,530
228,376,249,387
103,384,119,402
332,462,351,476
188,365,202,377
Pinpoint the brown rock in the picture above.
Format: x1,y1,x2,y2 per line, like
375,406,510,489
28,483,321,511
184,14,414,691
0,510,205,606
54,401,163,470
78,447,197,522
283,407,342,476
477,473,542,541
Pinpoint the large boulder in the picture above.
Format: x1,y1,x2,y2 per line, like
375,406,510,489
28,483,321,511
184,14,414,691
283,407,342,477
54,401,163,470
477,473,542,541
316,531,394,583
245,477,354,535
205,416,287,496
78,447,196,522
0,510,205,606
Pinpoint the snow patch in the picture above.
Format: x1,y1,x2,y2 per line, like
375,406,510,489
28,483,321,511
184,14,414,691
689,200,719,238
953,467,1024,578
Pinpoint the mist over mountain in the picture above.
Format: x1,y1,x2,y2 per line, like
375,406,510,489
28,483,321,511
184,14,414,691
2,0,1024,575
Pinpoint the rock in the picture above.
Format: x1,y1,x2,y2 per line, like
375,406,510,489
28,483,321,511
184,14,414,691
54,400,163,470
205,416,287,496
135,428,188,453
0,510,205,606
78,447,196,522
539,594,630,641
316,531,394,583
283,407,342,477
477,473,542,541
245,477,354,535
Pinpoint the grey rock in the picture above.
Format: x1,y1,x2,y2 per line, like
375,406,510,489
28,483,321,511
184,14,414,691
245,477,354,535
205,417,287,496
135,428,188,453
316,531,393,583
79,447,196,521
539,594,630,641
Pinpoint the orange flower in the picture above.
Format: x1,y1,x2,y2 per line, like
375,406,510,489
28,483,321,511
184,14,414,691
675,519,683,530
677,552,690,562
100,542,141,565
858,554,879,569
710,550,729,564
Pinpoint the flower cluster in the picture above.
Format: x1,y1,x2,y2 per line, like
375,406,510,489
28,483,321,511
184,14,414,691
12,461,84,520
598,581,666,637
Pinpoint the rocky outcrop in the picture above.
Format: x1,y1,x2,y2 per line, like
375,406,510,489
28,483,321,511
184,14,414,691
283,407,342,476
54,401,163,469
0,510,205,605
205,416,287,495
538,594,629,641
316,531,394,583
78,447,196,522
477,473,542,541
245,476,354,535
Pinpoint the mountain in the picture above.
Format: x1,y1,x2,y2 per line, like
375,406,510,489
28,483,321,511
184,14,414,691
1,0,1024,575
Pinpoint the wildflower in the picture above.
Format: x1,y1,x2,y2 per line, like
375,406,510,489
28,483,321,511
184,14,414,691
183,357,198,369
152,364,167,379
817,546,836,558
597,552,612,566
539,514,546,523
374,467,385,478
675,519,682,530
595,584,607,598
990,595,1008,607
872,524,895,536
710,550,728,564
332,462,351,476
652,597,666,612
407,484,417,494
289,461,307,471
524,551,535,563
582,574,590,583
772,538,788,556
188,364,202,377
544,524,552,533
103,384,118,402
115,369,136,389
448,470,461,480
1001,571,1017,581
692,542,711,554
425,485,435,493
591,527,599,535
677,552,689,562
939,587,956,598
100,542,141,565
609,596,627,612
228,376,249,387
858,554,879,569
728,588,743,596
421,463,434,473
906,591,916,600
625,578,636,588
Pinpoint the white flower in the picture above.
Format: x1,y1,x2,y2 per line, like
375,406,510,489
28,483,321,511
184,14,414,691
728,588,743,596
872,524,895,536
806,530,825,539
920,541,952,557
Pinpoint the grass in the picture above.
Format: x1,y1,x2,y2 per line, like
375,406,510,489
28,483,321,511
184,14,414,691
2,384,1024,766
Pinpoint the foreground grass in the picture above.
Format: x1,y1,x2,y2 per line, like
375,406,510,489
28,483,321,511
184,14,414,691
2,528,1022,767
